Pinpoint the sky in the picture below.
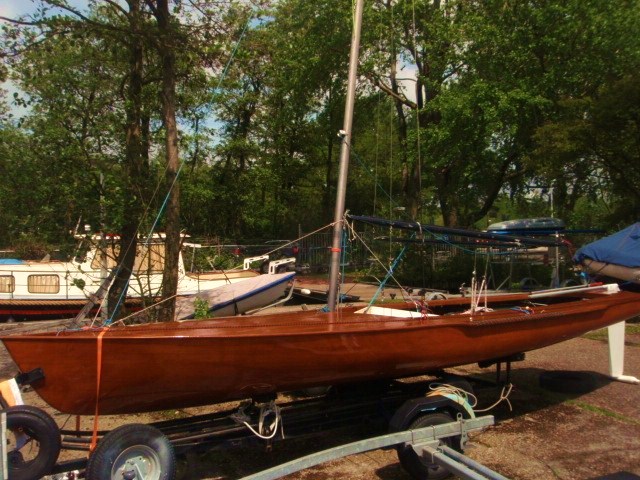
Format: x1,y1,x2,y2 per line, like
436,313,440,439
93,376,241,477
0,1,24,19
0,0,92,18
1,1,418,124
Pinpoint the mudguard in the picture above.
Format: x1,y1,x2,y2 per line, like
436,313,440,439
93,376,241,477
389,394,474,432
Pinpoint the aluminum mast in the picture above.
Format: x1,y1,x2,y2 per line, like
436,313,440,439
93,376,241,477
327,0,364,312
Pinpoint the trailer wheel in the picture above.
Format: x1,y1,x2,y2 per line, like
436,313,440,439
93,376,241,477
397,412,459,480
5,405,61,480
86,424,176,480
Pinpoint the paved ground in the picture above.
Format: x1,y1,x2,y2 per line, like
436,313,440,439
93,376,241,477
1,283,638,480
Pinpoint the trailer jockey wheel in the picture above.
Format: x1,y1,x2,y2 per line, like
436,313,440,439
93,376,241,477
86,423,176,480
5,405,61,480
397,412,460,480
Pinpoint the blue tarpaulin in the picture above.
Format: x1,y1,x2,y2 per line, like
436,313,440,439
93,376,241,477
0,259,24,265
573,223,640,267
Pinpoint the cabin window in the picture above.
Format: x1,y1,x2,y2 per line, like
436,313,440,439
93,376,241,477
90,242,165,273
28,275,60,294
133,244,165,274
0,275,14,293
91,244,120,270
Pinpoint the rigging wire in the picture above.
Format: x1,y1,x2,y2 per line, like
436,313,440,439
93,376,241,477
367,232,415,308
344,220,418,307
345,142,533,261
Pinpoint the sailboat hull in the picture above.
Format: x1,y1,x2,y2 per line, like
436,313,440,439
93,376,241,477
2,289,639,415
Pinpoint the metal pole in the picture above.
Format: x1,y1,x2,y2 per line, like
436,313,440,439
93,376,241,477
327,0,364,312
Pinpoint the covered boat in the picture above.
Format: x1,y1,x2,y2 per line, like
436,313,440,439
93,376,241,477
574,223,640,284
487,217,565,234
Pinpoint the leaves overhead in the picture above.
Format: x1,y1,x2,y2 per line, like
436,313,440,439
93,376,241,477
1,0,639,251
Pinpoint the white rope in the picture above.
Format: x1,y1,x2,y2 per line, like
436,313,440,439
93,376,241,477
428,382,478,408
474,383,513,413
428,382,513,413
242,404,282,440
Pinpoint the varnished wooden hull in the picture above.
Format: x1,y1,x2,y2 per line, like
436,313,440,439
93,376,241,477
2,289,639,415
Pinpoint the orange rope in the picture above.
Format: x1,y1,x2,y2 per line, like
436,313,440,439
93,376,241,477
89,329,107,453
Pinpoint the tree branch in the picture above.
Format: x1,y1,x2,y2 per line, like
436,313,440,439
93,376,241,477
102,0,129,18
143,0,159,17
40,0,131,35
366,73,417,110
0,16,44,27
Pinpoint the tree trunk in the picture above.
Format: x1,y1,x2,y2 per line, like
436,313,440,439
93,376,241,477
107,0,145,320
154,0,181,322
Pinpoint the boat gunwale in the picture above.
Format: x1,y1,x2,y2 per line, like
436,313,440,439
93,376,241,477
1,290,633,341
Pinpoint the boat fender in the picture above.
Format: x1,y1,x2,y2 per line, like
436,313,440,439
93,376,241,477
389,394,474,433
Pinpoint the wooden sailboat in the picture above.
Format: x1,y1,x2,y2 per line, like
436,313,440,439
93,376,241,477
2,0,639,419
2,283,639,415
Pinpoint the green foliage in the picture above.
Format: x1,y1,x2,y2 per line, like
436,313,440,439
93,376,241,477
12,237,52,260
185,246,241,272
1,0,639,254
193,297,210,319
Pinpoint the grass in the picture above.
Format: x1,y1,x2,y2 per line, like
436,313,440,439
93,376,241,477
583,322,640,343
567,400,640,425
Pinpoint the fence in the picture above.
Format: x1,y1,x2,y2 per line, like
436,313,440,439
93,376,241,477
185,227,579,292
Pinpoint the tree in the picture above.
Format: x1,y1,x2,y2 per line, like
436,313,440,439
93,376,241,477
534,76,640,227
147,0,181,321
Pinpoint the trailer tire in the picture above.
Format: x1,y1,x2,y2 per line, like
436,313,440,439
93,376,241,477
397,412,458,480
6,405,61,480
86,423,176,480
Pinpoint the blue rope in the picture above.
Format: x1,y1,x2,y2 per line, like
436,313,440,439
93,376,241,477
215,15,252,92
367,232,416,307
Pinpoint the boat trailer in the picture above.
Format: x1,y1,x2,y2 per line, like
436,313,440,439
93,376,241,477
239,415,504,480
0,377,511,480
